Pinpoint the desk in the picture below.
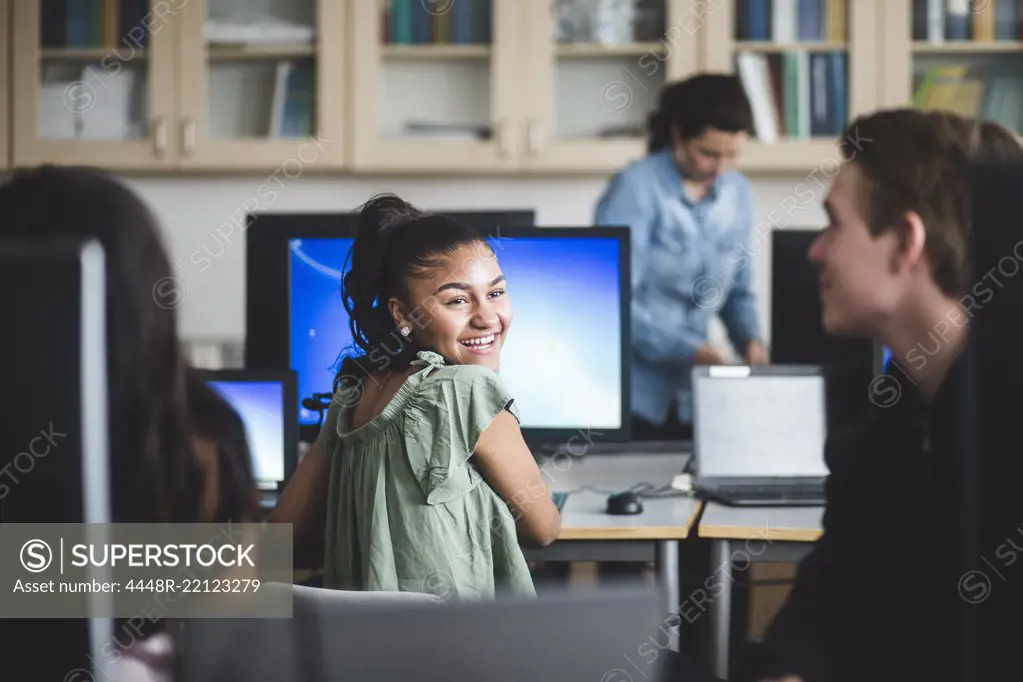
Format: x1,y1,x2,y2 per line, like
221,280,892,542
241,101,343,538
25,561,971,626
524,453,701,625
697,503,824,679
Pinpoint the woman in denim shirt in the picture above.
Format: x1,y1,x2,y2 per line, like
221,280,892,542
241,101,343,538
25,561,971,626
595,74,768,441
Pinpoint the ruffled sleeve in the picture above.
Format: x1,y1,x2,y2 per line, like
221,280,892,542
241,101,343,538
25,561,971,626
403,364,519,505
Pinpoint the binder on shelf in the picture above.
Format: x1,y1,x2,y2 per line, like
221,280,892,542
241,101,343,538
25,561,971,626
269,62,315,138
736,0,845,41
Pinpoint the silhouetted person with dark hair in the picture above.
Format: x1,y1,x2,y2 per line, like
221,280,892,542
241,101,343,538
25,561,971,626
595,73,766,442
0,165,261,682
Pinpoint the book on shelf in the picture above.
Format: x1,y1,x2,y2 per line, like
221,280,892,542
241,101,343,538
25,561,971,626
914,63,1023,133
42,0,151,49
402,122,492,140
269,61,315,138
737,50,847,142
382,0,492,45
736,0,847,42
912,0,1022,42
204,16,316,46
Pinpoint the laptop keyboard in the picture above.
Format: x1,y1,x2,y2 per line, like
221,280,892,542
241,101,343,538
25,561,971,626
718,485,822,501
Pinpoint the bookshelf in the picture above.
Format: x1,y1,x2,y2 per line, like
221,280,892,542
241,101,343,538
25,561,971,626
175,0,346,170
0,0,9,170
6,1,1020,174
521,0,695,172
11,0,177,169
881,1,1023,140
9,0,345,171
702,0,880,171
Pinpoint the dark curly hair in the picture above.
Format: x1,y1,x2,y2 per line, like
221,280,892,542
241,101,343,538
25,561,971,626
335,193,492,388
647,74,754,152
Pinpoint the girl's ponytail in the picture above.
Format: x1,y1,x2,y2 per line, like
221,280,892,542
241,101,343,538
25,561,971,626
338,194,422,385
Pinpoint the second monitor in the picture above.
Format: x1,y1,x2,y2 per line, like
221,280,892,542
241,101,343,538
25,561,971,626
246,215,631,447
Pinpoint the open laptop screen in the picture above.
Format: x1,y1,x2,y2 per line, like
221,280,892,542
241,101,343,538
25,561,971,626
693,368,829,479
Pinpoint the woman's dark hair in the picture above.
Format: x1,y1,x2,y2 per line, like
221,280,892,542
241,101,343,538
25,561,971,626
0,165,206,524
647,74,754,152
0,166,262,675
336,193,491,388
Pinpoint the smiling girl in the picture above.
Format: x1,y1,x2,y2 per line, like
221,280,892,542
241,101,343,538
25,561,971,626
270,194,561,600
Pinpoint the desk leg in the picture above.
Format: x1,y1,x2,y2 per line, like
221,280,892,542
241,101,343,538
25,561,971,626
656,540,680,653
710,539,732,679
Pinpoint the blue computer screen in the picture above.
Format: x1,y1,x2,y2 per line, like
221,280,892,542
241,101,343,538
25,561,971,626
289,236,624,431
207,380,285,485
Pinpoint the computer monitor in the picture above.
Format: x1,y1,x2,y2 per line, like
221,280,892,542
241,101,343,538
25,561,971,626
770,228,876,366
770,228,875,427
245,214,631,447
0,236,113,680
951,161,1023,682
198,369,298,492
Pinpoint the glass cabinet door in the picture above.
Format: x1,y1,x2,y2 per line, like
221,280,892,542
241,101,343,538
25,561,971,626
882,0,1023,138
175,0,346,169
349,0,522,172
703,0,879,171
11,0,177,168
521,0,695,172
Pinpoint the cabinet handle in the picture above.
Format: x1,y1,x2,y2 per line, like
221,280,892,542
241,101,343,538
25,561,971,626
182,117,196,156
153,117,167,156
496,119,515,158
527,119,544,156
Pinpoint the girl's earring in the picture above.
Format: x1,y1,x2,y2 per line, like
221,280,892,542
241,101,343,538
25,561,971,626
399,325,411,337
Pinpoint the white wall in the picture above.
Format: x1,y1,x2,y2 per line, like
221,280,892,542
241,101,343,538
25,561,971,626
120,172,829,359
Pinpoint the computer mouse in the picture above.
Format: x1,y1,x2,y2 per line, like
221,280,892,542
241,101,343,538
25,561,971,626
606,491,643,516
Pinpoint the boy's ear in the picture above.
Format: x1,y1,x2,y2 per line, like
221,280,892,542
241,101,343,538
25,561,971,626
893,210,928,273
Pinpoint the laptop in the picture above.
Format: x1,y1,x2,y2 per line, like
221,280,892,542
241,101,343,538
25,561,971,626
177,587,667,682
198,369,298,509
690,365,828,506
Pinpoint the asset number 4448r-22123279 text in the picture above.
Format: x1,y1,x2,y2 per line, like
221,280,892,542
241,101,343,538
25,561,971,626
124,578,261,593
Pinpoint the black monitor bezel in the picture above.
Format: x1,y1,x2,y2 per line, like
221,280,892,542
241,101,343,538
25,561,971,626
196,368,299,491
244,213,631,449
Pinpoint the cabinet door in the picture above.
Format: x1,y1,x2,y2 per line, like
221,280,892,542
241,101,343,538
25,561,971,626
176,0,345,170
11,0,178,169
521,0,695,173
703,0,879,172
881,0,1023,142
0,0,9,169
349,0,523,172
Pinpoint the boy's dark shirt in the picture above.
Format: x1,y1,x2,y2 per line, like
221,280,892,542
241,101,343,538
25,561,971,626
740,359,965,682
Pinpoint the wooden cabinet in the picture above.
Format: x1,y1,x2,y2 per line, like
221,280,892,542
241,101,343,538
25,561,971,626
521,0,695,172
348,0,521,172
10,0,346,170
12,0,177,169
0,0,9,170
6,0,1017,174
348,0,696,174
879,0,1023,140
701,0,880,171
175,0,346,170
